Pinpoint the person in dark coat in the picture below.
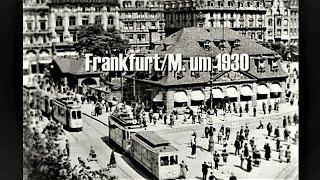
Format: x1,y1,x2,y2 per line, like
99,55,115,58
256,120,263,129
276,138,281,152
246,156,252,172
191,139,197,159
233,103,237,113
65,139,70,157
287,116,291,126
244,125,249,140
234,139,241,155
268,104,272,114
245,102,249,113
267,122,273,136
283,116,287,128
213,152,220,170
239,133,245,148
244,143,249,157
293,113,298,125
221,149,228,163
239,106,243,117
253,106,257,117
225,127,230,140
262,102,266,115
109,150,116,167
264,143,271,160
205,126,210,138
209,172,217,180
274,126,280,138
202,162,209,180
214,106,218,116
240,151,244,169
284,128,290,142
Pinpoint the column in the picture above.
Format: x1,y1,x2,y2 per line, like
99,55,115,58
252,82,257,107
89,12,94,24
280,80,286,103
102,11,107,30
165,90,174,114
34,13,39,32
77,9,82,26
63,12,70,39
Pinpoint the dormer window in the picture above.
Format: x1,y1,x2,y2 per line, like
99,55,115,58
271,59,279,71
219,40,226,50
204,40,211,50
234,39,240,47
258,58,266,72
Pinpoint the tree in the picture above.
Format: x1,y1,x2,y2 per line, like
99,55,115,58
74,24,129,57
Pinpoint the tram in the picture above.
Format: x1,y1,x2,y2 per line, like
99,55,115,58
108,105,180,180
51,97,82,131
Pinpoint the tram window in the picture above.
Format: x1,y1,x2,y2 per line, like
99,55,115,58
160,156,169,166
72,111,77,119
66,110,70,119
77,111,82,119
170,155,178,165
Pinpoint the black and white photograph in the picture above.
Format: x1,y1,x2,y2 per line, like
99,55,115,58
22,0,299,179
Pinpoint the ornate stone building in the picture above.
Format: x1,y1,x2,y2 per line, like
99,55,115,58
264,0,299,45
47,0,119,54
23,0,52,74
118,0,166,53
123,27,288,113
164,0,267,42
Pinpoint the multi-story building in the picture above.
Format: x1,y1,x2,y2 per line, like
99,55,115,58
23,0,52,74
47,0,119,54
265,0,298,45
118,0,166,53
164,0,267,42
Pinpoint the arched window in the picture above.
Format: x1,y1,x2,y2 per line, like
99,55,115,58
69,16,76,26
95,15,102,25
56,16,63,27
108,16,114,25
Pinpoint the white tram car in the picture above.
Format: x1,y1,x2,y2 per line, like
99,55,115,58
108,108,180,179
51,97,82,131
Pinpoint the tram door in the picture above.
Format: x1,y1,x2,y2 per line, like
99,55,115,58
66,110,70,127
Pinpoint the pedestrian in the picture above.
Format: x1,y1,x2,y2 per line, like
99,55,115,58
253,106,257,117
246,156,252,172
228,103,231,113
225,127,230,140
245,102,249,113
293,113,298,125
279,146,284,163
239,133,245,148
290,98,294,106
264,143,271,161
262,102,266,115
109,150,116,168
274,126,280,138
202,162,209,180
214,106,218,116
244,143,249,157
285,146,291,163
220,125,225,136
229,173,237,180
274,101,277,111
192,114,196,124
287,115,291,126
65,139,70,157
205,126,210,138
209,172,217,180
239,106,243,117
180,161,188,179
240,151,244,169
223,138,228,149
170,114,174,127
191,139,197,159
218,131,222,144
105,101,109,112
249,137,255,149
239,126,244,136
221,149,228,163
213,151,220,170
164,113,167,125
233,103,237,113
283,116,287,128
244,125,249,140
149,109,153,123
276,138,281,152
256,120,263,129
268,104,272,114
284,128,291,142
234,139,240,155
267,122,273,136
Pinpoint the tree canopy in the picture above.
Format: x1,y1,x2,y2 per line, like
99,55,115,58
74,24,129,57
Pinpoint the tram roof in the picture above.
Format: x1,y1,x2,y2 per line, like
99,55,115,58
134,131,178,153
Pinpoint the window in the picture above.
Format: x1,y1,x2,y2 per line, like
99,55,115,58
204,40,211,50
30,37,33,44
123,1,132,8
268,30,272,36
137,22,145,30
71,33,77,42
258,59,265,72
69,16,76,26
27,22,32,31
138,12,144,18
108,16,114,25
58,33,63,42
284,10,288,16
125,12,132,18
77,111,81,119
257,2,260,7
136,1,144,7
72,111,76,119
40,21,46,30
170,155,178,165
95,16,102,24
268,19,272,26
160,156,169,166
283,19,288,26
126,34,133,42
56,16,63,27
128,22,133,30
277,29,281,36
276,18,281,26
234,39,240,47
150,12,156,18
82,16,89,25
283,29,288,35
151,22,156,27
137,34,146,42
43,36,47,43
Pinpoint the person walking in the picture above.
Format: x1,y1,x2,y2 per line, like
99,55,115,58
246,156,252,172
264,143,271,161
244,125,250,140
65,139,70,157
283,116,287,128
293,113,298,125
213,151,220,170
276,138,281,152
221,149,228,164
244,143,249,158
209,172,217,180
234,138,241,156
274,126,280,138
214,106,218,116
284,128,290,142
239,106,243,117
191,138,197,159
256,120,264,129
253,106,257,117
218,131,222,144
245,102,249,113
285,146,291,163
109,150,116,168
287,115,291,126
239,133,245,148
240,126,244,136
240,151,244,169
202,162,209,180
267,122,273,136
180,161,188,179
262,102,266,115
249,137,255,150
268,104,272,114
279,146,284,163
205,126,210,138
225,127,231,140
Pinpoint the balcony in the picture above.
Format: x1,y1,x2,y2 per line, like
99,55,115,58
55,26,64,31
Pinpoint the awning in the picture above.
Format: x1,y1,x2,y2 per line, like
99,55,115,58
241,86,253,96
211,88,224,99
153,92,164,102
190,90,205,101
270,84,282,93
257,85,270,94
174,91,188,103
39,59,53,64
225,87,238,98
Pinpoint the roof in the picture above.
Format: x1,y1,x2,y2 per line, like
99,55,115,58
48,0,118,5
53,56,102,76
150,27,277,58
133,131,178,153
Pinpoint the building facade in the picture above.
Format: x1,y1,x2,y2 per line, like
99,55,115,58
123,27,288,113
23,0,52,74
264,0,299,45
164,0,267,42
118,0,166,53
